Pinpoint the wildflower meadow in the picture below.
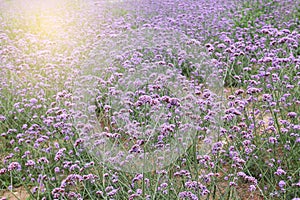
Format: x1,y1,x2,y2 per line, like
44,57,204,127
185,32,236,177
0,0,299,199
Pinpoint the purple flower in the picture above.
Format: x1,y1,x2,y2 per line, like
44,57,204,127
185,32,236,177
287,112,297,118
25,160,36,167
51,187,65,198
29,98,38,104
8,185,13,191
237,172,246,178
229,181,237,187
38,157,49,164
0,168,7,175
278,180,286,188
54,167,60,173
0,115,6,121
179,191,199,200
107,188,119,197
96,190,103,196
7,162,21,171
249,185,256,192
55,148,66,161
268,137,277,144
274,168,287,176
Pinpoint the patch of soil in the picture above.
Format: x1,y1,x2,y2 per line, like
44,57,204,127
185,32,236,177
0,187,30,200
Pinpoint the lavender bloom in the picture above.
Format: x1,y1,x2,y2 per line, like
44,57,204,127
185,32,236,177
0,115,6,121
274,168,287,176
0,168,7,175
278,180,286,188
179,191,199,200
54,167,60,173
7,162,21,171
107,188,119,197
249,185,256,192
287,112,297,118
25,160,36,167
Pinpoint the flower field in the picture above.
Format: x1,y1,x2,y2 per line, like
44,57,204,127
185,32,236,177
0,0,299,199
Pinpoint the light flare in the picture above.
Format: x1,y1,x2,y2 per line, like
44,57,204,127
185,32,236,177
1,0,83,40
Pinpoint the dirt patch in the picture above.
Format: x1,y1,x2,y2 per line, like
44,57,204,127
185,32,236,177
210,165,264,200
0,187,30,200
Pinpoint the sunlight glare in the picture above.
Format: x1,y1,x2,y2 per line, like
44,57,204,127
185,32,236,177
1,0,80,40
